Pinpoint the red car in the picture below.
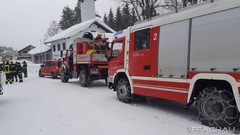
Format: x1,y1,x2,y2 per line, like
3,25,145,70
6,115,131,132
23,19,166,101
38,60,62,79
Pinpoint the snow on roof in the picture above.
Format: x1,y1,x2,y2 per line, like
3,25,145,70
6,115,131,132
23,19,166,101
17,45,35,53
28,44,51,55
3,50,15,54
44,18,115,44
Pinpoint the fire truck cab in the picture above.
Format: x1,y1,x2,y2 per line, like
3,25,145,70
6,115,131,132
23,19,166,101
106,0,240,128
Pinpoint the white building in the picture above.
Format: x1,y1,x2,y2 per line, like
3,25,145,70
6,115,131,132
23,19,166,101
44,0,115,60
28,44,51,63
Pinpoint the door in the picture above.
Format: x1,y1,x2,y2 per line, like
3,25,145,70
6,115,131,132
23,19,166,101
47,61,55,76
128,28,151,96
108,37,125,76
129,28,151,77
44,61,51,76
128,27,159,96
41,62,47,75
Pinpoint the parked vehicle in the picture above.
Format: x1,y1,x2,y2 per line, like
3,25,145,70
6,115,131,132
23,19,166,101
60,32,112,87
105,0,240,128
39,60,62,79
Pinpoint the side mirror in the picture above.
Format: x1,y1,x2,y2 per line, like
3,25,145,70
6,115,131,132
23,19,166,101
40,65,44,67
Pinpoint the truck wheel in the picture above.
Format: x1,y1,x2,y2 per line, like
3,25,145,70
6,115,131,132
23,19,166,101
79,69,88,87
38,72,44,77
51,72,56,79
195,87,239,128
61,71,69,83
116,78,133,103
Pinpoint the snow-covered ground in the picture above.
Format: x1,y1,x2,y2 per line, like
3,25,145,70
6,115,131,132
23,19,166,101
0,64,238,135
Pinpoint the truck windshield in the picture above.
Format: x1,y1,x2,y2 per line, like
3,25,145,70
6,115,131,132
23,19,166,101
112,41,123,57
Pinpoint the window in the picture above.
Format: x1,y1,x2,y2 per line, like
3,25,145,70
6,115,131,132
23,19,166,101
57,44,60,51
134,28,150,50
58,61,62,67
43,62,47,66
62,43,66,50
53,45,56,52
50,61,55,66
112,41,123,57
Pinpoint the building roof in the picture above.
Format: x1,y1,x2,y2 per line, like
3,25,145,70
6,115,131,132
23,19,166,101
3,50,15,55
44,18,115,44
28,44,51,55
17,45,35,53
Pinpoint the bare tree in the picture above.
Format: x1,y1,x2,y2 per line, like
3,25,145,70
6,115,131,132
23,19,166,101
159,0,182,13
44,20,62,40
115,0,208,21
119,0,161,21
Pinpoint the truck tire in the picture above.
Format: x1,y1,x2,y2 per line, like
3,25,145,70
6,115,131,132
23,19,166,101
61,71,69,82
79,69,88,87
38,72,45,77
195,87,239,128
116,78,133,103
51,72,56,79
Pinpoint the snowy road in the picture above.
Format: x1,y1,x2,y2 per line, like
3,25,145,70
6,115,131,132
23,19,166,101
0,64,236,135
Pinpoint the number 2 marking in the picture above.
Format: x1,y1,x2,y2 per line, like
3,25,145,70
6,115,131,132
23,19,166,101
153,33,158,40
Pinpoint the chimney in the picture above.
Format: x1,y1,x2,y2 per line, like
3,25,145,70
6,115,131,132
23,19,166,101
80,0,96,22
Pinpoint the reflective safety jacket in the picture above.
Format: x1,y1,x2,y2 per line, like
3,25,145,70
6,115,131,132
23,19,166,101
16,65,23,74
23,63,27,69
10,63,16,73
4,64,10,74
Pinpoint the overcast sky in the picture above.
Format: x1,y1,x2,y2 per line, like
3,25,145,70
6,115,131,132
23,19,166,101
0,0,117,51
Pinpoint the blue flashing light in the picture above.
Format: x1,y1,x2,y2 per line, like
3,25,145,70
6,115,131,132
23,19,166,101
114,30,123,37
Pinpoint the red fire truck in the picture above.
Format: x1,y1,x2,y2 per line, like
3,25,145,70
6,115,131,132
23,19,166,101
61,32,111,87
105,0,240,128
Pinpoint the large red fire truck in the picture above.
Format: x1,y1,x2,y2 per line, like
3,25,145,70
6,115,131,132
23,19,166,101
61,32,111,87
105,0,240,128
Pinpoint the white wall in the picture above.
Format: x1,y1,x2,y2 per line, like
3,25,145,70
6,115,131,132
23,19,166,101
81,0,96,22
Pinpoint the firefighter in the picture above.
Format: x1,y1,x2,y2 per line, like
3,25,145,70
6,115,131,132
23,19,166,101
10,61,17,82
16,62,23,82
69,43,73,49
22,61,27,77
95,33,102,40
14,62,19,82
4,61,12,84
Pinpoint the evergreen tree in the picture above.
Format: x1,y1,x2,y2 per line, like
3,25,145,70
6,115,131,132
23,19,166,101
59,6,75,30
108,8,115,30
103,13,108,26
122,3,131,29
114,7,123,31
73,1,82,24
130,7,138,26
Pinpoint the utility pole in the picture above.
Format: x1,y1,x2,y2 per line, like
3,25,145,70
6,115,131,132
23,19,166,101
44,43,46,61
40,40,42,63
